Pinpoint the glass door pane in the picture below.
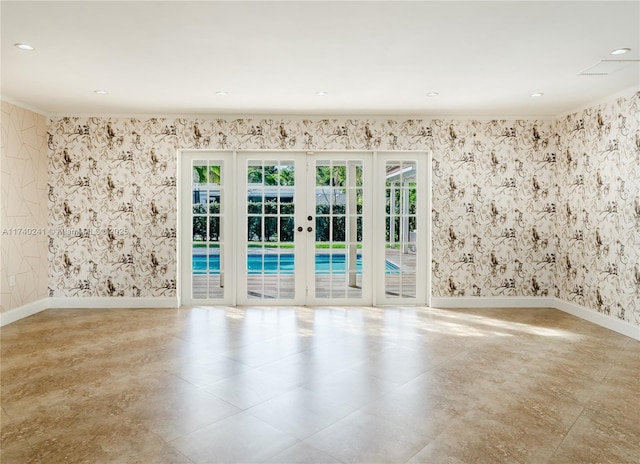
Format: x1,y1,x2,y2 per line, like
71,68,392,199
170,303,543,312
243,158,301,303
376,154,428,305
183,151,406,307
310,156,371,304
181,152,234,306
192,161,225,299
384,161,417,298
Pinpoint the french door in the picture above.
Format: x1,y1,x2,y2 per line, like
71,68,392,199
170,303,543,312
236,152,372,305
180,151,428,306
375,153,429,305
181,152,236,305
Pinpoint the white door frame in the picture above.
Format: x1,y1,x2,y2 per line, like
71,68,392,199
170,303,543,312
374,151,431,306
179,150,236,306
305,152,373,306
179,150,431,307
236,152,307,305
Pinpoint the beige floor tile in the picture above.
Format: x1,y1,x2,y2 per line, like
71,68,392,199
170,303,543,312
246,387,355,439
170,353,252,386
2,396,125,448
265,442,343,464
301,366,401,408
1,306,638,464
305,410,429,464
201,368,298,409
0,444,41,464
109,445,195,464
221,336,312,368
602,362,640,392
479,375,587,422
121,380,241,441
508,369,602,406
256,352,345,386
405,409,554,464
349,344,437,384
585,378,640,435
27,413,172,463
550,411,640,464
170,411,298,463
0,407,34,454
362,385,462,441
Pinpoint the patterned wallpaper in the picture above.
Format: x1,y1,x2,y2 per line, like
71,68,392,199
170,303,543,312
46,89,639,327
1,102,49,312
47,118,178,298
47,116,555,301
431,120,556,298
555,91,640,327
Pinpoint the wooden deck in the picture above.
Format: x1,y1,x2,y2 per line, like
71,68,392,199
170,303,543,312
383,248,417,298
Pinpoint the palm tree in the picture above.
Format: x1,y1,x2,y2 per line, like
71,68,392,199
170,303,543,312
193,164,221,184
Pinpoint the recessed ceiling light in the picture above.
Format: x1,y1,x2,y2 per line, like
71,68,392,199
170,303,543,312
315,91,328,96
530,92,544,97
610,48,631,55
426,92,439,97
14,43,35,51
93,90,109,95
215,91,228,96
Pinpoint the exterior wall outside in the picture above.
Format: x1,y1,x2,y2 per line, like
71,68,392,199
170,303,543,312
555,91,640,326
0,102,49,312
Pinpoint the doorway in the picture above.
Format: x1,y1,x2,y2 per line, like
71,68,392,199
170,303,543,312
180,151,429,306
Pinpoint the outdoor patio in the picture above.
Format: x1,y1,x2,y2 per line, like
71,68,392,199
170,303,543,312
192,248,417,301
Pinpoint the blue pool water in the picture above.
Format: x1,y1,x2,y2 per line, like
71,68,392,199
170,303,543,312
193,253,399,275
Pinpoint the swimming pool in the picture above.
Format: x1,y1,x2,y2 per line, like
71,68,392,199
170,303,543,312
193,253,400,274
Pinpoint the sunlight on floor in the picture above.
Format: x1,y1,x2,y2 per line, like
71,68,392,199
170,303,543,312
187,305,583,340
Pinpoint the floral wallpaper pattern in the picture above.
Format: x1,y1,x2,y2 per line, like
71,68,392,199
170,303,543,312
430,120,556,299
555,91,640,326
48,118,178,298
47,90,638,327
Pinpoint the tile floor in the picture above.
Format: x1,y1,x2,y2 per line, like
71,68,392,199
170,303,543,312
1,306,638,463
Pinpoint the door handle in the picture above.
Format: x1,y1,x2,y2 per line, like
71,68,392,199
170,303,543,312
307,227,313,232
297,226,303,232
307,215,313,221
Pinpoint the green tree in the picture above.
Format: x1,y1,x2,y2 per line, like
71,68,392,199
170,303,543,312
193,164,221,184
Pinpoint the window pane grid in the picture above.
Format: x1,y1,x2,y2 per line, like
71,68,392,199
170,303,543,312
315,160,363,299
384,161,416,298
247,160,295,300
192,161,224,300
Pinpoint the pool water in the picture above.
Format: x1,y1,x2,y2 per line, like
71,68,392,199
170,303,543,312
193,253,400,274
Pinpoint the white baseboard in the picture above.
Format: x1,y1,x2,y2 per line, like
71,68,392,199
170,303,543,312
431,296,640,341
0,298,50,327
431,296,555,309
0,297,179,326
554,299,640,341
48,297,179,309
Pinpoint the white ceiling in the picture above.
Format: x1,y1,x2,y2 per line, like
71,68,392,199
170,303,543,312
2,1,639,117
